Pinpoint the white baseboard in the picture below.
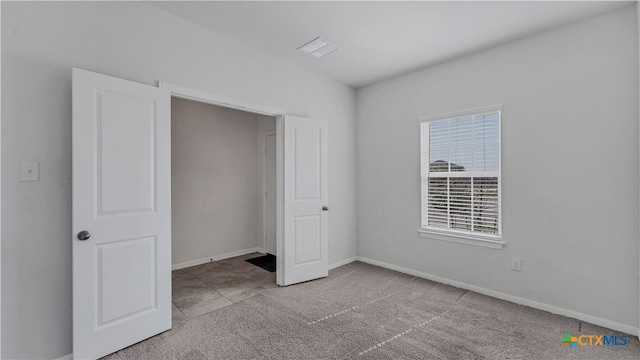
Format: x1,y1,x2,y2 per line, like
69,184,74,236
355,256,640,336
172,247,265,270
55,353,73,360
329,256,358,270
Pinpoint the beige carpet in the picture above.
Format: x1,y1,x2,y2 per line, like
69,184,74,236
103,261,639,359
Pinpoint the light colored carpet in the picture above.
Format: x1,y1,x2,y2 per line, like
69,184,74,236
103,261,639,359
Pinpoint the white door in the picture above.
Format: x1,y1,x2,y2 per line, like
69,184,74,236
265,131,277,255
279,116,329,286
72,68,171,359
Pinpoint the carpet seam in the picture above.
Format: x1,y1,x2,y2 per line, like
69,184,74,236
307,292,400,325
356,309,452,357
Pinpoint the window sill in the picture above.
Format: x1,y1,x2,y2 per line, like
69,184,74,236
418,228,505,249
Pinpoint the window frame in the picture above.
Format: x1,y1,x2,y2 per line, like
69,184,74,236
418,105,504,249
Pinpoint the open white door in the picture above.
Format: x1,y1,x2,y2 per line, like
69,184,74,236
72,69,171,359
279,116,329,286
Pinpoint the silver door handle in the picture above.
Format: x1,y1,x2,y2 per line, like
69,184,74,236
322,206,329,211
77,230,91,241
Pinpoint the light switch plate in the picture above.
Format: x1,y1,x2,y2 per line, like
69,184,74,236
20,162,39,182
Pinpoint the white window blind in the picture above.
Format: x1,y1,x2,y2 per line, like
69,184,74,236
420,107,501,238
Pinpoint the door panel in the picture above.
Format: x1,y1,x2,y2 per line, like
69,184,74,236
294,215,321,264
96,236,156,327
73,68,171,360
280,116,328,286
293,128,321,200
96,91,156,214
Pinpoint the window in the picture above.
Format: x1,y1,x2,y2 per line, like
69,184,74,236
419,105,503,249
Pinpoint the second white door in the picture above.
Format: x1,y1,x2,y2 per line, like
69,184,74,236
279,115,329,286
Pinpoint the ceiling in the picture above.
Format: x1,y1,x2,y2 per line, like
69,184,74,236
150,1,633,88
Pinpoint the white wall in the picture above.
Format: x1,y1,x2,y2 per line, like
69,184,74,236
1,2,357,358
172,98,270,265
357,6,639,331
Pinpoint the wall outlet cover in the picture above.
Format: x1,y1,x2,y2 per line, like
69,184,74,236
511,257,522,272
20,162,40,182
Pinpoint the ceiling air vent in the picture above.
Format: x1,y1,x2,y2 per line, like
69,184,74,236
297,37,338,58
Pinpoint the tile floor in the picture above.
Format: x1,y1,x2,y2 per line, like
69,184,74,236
172,252,277,320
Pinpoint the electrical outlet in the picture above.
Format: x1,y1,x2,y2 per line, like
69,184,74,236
511,258,521,272
20,162,39,182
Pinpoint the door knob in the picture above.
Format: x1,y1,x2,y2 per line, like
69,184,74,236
322,206,329,211
77,230,91,241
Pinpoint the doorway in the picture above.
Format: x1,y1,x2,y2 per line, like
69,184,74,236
171,97,277,267
170,97,278,318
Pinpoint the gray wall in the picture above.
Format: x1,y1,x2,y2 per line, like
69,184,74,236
357,6,639,330
172,98,274,265
1,2,357,358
